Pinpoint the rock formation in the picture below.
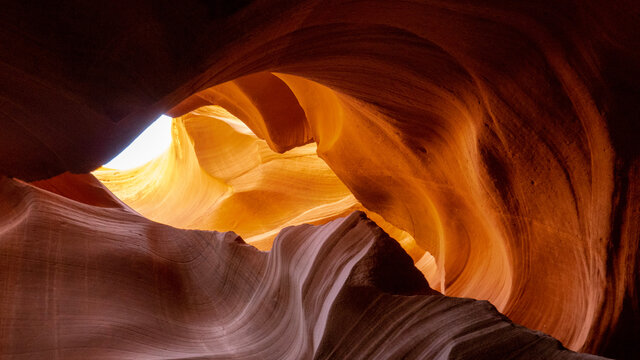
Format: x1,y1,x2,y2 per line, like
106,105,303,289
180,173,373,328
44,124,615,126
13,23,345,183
0,1,638,358
0,176,604,359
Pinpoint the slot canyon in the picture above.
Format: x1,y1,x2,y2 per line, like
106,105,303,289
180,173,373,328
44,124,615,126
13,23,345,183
1,1,638,359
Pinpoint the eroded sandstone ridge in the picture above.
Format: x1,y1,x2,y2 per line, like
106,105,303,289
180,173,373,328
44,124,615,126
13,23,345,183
0,177,604,359
0,0,638,358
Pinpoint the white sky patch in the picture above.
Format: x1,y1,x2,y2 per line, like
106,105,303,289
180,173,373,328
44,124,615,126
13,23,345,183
103,115,173,170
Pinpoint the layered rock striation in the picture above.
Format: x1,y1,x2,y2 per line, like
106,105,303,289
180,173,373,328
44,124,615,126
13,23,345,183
0,0,638,358
0,176,605,359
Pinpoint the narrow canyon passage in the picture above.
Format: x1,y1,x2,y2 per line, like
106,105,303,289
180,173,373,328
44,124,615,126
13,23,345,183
1,1,638,359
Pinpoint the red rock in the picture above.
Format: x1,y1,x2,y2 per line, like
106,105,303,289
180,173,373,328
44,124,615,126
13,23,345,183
0,1,638,358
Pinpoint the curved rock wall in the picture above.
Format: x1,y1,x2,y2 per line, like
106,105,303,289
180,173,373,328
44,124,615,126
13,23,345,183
0,0,638,358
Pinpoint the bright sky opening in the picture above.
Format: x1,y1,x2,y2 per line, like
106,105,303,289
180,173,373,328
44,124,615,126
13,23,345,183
103,115,173,170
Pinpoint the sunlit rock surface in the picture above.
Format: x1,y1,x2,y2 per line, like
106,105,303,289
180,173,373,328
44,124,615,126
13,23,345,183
0,177,605,359
0,1,638,358
92,106,424,271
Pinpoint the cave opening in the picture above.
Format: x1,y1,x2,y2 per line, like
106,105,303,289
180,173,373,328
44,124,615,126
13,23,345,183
103,115,173,171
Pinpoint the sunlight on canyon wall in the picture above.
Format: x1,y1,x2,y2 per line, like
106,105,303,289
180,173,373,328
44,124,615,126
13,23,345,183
1,1,638,358
93,105,436,282
96,64,616,352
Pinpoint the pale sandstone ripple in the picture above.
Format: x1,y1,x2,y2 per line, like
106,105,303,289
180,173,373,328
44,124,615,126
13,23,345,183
0,176,605,359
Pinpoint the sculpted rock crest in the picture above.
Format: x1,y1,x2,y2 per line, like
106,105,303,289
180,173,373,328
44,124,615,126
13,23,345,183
0,177,606,359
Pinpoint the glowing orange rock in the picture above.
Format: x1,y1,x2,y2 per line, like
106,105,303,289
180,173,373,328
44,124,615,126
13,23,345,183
160,71,605,352
0,1,638,358
93,106,423,268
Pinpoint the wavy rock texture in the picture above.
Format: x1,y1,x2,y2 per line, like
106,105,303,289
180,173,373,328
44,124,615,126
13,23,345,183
0,176,605,360
0,1,638,358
